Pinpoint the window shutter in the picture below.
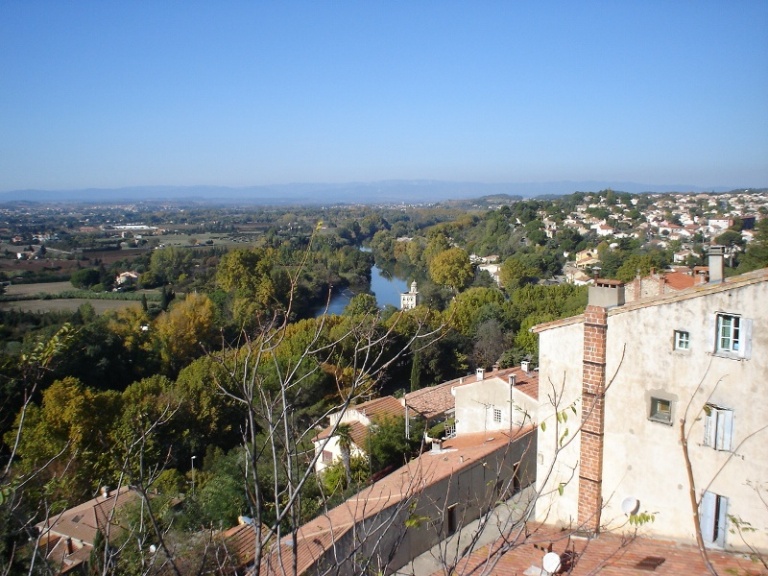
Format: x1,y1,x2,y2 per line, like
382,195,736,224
720,410,734,452
709,315,717,353
715,495,728,548
703,407,715,448
739,318,753,359
700,491,716,545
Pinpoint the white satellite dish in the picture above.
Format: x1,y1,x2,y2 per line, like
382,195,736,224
542,551,561,574
149,544,157,554
621,496,640,515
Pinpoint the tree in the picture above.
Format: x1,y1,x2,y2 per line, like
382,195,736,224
429,247,473,294
366,415,412,473
154,293,217,374
472,319,506,369
335,423,354,489
70,268,101,289
148,246,193,286
499,256,536,291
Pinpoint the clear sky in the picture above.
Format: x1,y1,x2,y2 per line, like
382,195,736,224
1,1,766,191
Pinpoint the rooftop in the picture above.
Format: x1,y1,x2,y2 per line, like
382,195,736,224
533,266,768,334
405,366,539,420
262,430,534,575
443,522,767,576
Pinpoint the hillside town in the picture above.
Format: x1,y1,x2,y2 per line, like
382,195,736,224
0,188,763,575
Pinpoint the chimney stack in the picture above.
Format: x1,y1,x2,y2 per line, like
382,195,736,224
508,373,517,386
521,360,530,373
578,305,608,534
476,368,485,381
708,245,724,284
588,278,625,308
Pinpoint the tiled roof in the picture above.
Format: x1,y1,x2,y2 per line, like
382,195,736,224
39,486,138,545
37,486,140,574
347,395,404,421
442,522,766,576
405,367,539,418
219,521,271,570
261,431,533,576
313,396,405,446
663,271,697,291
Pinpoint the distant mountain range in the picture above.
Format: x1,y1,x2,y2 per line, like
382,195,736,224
0,180,740,205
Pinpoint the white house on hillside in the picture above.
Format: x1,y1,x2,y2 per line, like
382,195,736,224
312,396,404,473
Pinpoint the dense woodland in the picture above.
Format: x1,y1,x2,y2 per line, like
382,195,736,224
1,190,767,574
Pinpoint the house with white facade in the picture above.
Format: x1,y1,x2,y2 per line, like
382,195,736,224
532,248,768,554
312,396,404,473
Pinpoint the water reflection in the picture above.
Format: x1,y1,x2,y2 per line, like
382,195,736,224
316,263,409,316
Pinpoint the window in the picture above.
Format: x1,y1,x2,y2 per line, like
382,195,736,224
649,397,672,424
446,504,458,535
703,404,733,451
714,313,752,358
322,450,333,463
674,330,690,350
493,408,502,423
717,314,740,352
700,491,728,548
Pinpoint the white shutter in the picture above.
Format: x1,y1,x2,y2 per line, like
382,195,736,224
703,406,715,448
739,318,753,359
709,314,718,353
719,409,734,451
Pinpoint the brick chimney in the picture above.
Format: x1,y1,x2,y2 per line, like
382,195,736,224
578,304,608,534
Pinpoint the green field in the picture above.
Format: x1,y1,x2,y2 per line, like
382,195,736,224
0,281,156,314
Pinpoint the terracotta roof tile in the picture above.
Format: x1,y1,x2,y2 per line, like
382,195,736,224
443,523,766,576
406,367,539,417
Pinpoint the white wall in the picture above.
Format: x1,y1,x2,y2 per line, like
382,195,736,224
535,276,768,552
454,377,512,436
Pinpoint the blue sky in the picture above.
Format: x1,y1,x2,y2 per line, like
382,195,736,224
1,1,766,191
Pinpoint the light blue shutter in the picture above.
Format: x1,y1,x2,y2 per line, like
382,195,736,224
703,406,715,448
715,495,728,547
739,318,752,359
700,491,716,545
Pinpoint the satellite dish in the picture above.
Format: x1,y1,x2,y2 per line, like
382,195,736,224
542,551,561,574
149,544,157,554
621,496,640,515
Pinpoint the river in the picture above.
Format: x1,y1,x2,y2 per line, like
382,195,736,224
317,264,410,316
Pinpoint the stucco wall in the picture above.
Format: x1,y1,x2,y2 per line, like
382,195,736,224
534,321,584,526
454,377,513,436
535,277,768,552
600,281,768,550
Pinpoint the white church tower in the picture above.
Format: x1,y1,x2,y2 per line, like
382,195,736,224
400,280,419,310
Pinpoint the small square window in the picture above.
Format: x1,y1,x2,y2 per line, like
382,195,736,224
649,397,672,424
674,330,690,350
493,408,502,423
322,450,333,463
